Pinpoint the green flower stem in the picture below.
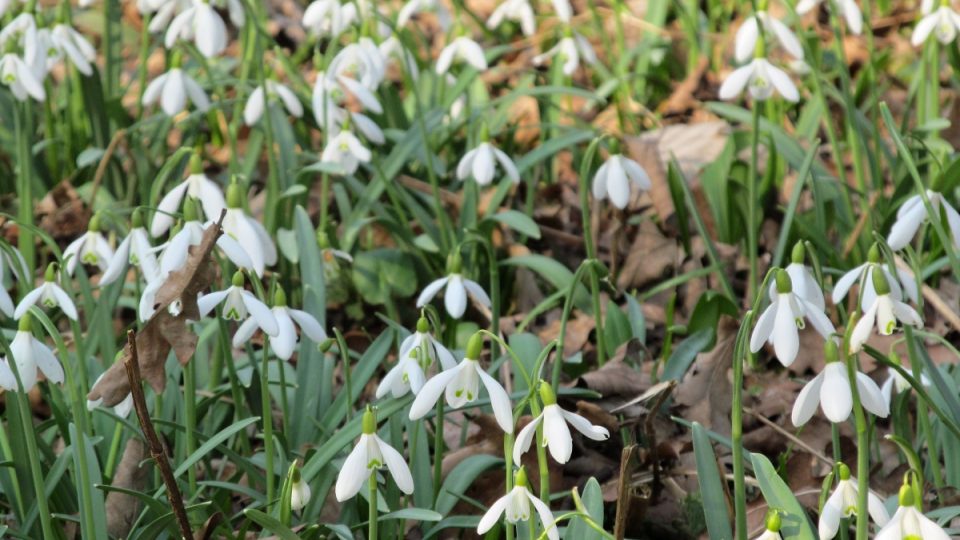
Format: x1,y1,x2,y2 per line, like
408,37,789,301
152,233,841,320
368,471,378,540
576,142,606,366
432,399,444,504
746,102,761,305
904,326,944,489
260,340,276,509
334,328,353,423
103,421,124,479
504,431,515,540
16,103,35,279
219,319,253,455
135,13,151,119
184,359,198,494
551,260,592,389
845,351,870,540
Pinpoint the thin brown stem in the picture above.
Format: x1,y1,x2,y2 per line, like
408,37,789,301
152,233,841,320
124,330,193,540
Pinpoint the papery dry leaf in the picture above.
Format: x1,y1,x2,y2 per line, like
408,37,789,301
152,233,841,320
576,359,648,399
617,220,678,290
87,221,222,406
674,318,736,432
106,438,152,538
36,181,90,240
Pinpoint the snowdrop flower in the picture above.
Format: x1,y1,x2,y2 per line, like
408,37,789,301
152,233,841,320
233,288,326,360
750,269,835,367
819,463,889,540
379,36,419,79
142,65,210,117
14,264,78,321
63,213,114,276
875,482,950,540
0,13,37,54
416,255,491,319
87,371,134,418
735,10,804,62
754,511,783,540
335,406,414,501
151,155,226,237
46,24,97,76
796,0,862,34
456,139,520,186
303,0,350,38
0,253,15,317
532,33,597,76
477,468,558,540
211,0,244,27
768,243,825,310
328,38,385,91
436,36,487,74
244,80,303,125
376,317,457,398
719,57,799,102
592,143,652,209
165,0,228,58
101,211,161,285
880,365,930,406
313,70,382,114
0,315,63,393
145,0,190,32
289,469,311,512
321,128,372,176
832,244,918,310
514,382,609,464
791,341,888,426
487,0,536,36
887,190,960,250
912,5,960,45
397,0,451,28
849,271,922,353
220,181,277,276
0,53,44,101
198,271,279,337
409,333,514,433
551,0,572,22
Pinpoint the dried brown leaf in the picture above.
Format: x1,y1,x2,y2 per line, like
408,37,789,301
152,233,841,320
106,438,152,538
87,221,222,406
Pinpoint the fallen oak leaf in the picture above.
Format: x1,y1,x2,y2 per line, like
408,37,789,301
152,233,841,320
87,218,224,406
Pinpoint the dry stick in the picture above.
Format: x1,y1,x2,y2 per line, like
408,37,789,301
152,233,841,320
88,128,128,206
123,330,193,540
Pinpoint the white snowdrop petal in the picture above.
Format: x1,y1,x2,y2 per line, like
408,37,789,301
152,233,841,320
416,277,449,307
791,371,824,427
856,372,890,418
477,494,511,534
335,436,370,501
475,365,514,433
559,408,610,441
408,365,461,419
444,276,468,319
288,309,326,342
375,435,414,494
13,286,45,320
543,406,572,463
512,414,542,463
820,363,852,423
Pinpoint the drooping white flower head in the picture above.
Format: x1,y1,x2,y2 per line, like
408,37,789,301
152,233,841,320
880,366,930,407
791,341,888,426
456,140,520,186
719,57,799,102
767,243,825,310
46,24,97,76
328,38,386,91
436,36,488,74
750,269,835,367
101,210,162,285
832,244,919,311
532,33,597,76
290,471,311,512
416,256,491,319
232,287,326,361
165,0,228,58
397,0,451,29
514,383,610,464
735,11,804,62
87,371,134,418
142,66,210,117
63,213,114,276
912,5,960,46
754,510,784,540
592,145,652,210
145,0,190,32
198,270,279,338
849,271,922,353
0,245,26,317
818,463,890,540
303,0,352,39
487,0,536,36
152,155,227,237
477,468,558,540
378,35,419,80
0,13,37,58
409,333,514,432
0,53,44,101
0,316,64,393
14,263,78,321
887,190,960,251
875,483,951,540
244,80,304,126
211,0,244,27
220,181,278,277
796,0,863,34
335,407,414,501
376,317,457,399
551,0,572,22
321,128,372,176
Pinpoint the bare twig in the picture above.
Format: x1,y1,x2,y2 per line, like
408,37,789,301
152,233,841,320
124,330,193,540
89,128,128,206
743,406,833,466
